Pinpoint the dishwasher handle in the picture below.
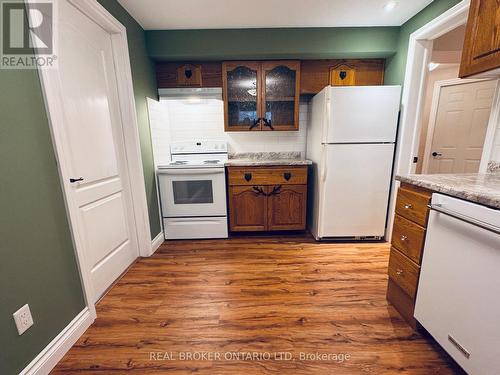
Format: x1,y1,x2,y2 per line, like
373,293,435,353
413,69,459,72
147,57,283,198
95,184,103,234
429,203,500,235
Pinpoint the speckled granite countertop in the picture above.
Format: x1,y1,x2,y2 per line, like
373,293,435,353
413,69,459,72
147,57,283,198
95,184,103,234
225,152,312,167
396,173,500,209
488,161,500,173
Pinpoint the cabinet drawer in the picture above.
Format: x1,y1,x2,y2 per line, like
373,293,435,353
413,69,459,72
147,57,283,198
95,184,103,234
392,214,426,264
386,278,417,330
395,187,431,226
227,166,307,186
388,248,420,299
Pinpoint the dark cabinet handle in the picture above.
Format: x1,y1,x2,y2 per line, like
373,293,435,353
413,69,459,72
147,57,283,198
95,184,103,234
262,118,274,130
69,177,84,183
432,151,443,157
249,118,260,130
268,185,282,196
252,186,266,196
244,173,252,182
283,172,291,181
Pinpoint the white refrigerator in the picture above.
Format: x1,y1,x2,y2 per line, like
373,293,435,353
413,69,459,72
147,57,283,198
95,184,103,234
306,85,401,240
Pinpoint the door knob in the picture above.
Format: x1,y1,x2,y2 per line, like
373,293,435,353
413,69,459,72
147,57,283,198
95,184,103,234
69,177,84,183
432,151,443,157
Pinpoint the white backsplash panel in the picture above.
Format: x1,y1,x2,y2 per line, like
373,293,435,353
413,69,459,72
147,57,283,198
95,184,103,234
147,97,309,165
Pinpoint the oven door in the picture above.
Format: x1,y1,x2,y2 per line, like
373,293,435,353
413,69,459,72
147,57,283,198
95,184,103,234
157,168,227,217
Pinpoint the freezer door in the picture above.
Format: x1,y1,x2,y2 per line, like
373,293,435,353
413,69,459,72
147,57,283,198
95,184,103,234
325,86,401,143
318,144,394,238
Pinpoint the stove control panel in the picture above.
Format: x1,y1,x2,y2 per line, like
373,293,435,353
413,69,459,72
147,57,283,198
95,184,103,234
170,141,227,155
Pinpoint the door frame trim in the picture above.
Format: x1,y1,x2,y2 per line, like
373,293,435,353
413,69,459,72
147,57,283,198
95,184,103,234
35,0,153,317
387,0,470,241
421,77,493,173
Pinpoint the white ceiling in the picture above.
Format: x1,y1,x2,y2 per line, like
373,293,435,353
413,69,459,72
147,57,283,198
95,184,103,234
117,0,435,30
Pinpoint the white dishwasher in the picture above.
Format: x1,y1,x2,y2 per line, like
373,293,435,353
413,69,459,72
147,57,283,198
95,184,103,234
415,193,500,375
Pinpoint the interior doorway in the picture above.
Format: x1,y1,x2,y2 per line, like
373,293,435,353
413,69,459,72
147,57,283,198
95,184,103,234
37,0,153,314
421,79,497,173
414,24,497,175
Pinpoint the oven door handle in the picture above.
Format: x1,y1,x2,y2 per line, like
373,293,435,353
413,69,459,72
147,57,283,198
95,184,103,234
158,168,225,175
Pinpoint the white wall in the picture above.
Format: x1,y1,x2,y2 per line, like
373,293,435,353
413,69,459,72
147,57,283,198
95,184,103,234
147,97,309,165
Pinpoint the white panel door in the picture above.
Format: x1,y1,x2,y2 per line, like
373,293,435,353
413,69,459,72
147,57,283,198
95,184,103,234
426,80,497,173
319,144,394,238
56,1,138,302
326,86,401,143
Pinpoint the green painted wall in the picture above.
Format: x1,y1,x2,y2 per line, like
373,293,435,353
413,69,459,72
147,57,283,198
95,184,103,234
0,69,86,375
384,0,462,85
97,0,161,238
0,2,159,374
146,27,400,61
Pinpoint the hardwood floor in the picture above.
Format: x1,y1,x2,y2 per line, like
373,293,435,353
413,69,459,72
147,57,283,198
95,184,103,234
52,235,462,374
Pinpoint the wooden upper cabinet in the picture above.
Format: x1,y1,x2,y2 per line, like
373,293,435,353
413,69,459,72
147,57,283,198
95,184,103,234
329,64,356,86
156,62,222,88
223,61,261,131
176,64,202,86
300,59,385,94
261,61,300,131
459,0,500,77
223,61,300,131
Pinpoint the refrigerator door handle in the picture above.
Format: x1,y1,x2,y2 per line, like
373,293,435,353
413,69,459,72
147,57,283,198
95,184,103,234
323,96,331,144
320,149,327,182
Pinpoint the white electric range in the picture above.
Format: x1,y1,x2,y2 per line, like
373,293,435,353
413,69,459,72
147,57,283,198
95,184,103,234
157,141,228,240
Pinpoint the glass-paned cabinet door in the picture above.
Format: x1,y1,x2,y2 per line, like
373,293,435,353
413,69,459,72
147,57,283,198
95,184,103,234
262,61,300,131
223,62,261,131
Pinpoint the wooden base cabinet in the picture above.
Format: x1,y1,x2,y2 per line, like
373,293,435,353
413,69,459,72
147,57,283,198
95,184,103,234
227,166,307,232
267,185,307,230
228,185,268,231
386,183,432,329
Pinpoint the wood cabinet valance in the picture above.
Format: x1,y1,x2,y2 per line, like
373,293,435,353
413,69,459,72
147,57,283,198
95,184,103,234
155,59,385,94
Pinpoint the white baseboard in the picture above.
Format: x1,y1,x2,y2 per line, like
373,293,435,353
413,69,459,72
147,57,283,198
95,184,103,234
151,231,164,254
20,307,94,375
